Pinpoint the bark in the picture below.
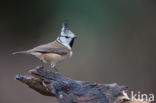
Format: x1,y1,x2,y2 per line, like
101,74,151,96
15,67,135,103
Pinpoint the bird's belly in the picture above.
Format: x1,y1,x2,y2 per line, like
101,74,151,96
42,53,67,63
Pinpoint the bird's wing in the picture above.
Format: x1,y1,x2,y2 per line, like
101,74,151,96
32,44,68,55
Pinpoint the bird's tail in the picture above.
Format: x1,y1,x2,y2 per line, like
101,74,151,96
12,51,29,55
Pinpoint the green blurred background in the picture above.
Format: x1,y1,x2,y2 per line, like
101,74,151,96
0,0,156,103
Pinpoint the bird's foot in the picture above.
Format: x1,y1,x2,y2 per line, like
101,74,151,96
53,67,61,74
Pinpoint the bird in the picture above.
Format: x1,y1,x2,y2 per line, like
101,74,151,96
13,22,77,71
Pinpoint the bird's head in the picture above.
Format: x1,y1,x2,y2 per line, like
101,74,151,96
57,22,77,49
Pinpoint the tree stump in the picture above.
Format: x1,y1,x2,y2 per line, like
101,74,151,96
15,67,130,103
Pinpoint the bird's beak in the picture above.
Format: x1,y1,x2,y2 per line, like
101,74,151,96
73,35,78,39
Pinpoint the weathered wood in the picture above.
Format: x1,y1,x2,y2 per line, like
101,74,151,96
16,67,129,103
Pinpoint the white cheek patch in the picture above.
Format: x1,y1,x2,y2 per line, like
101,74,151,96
60,37,66,43
57,37,72,50
67,31,75,38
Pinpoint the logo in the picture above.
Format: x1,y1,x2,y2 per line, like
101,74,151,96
130,91,154,102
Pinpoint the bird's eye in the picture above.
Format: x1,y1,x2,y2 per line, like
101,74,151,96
65,36,69,38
